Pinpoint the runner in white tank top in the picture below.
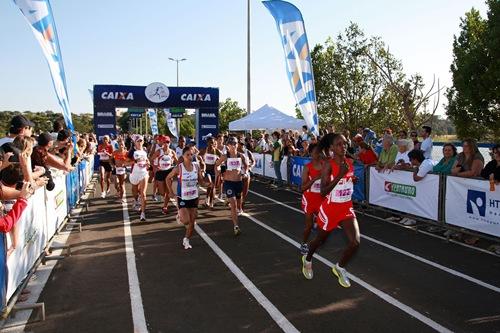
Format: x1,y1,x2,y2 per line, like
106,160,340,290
151,136,178,215
129,135,150,222
166,146,211,249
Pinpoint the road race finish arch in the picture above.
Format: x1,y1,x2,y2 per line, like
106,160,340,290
93,83,219,147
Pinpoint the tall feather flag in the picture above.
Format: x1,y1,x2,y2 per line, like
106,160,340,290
163,109,178,138
262,0,319,136
13,0,74,131
147,109,159,135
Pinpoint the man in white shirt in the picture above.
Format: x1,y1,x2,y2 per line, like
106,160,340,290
408,149,436,181
420,125,433,159
300,125,309,142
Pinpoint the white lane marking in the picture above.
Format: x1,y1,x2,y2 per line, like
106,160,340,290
122,195,148,333
194,224,299,333
249,189,500,294
241,212,453,333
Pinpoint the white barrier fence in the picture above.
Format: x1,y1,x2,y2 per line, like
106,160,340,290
368,168,440,221
252,153,287,181
4,162,94,301
445,176,500,238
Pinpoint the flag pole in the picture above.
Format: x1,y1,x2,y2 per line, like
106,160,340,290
247,0,252,135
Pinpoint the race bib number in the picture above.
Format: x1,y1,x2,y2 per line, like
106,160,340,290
329,179,353,203
205,154,217,165
181,180,198,200
310,179,321,193
115,167,126,175
98,152,109,160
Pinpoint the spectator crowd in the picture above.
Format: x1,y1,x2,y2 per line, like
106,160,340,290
0,115,96,256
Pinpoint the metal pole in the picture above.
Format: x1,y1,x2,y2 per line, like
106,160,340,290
247,0,251,117
176,61,179,86
145,109,148,136
176,63,180,138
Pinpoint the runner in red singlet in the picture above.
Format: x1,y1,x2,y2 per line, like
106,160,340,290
300,144,323,254
301,134,360,288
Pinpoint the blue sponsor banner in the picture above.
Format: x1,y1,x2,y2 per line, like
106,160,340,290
93,85,219,109
196,108,219,149
0,233,6,310
93,106,116,143
290,156,311,186
353,162,366,202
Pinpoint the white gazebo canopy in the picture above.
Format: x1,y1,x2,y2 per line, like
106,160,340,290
228,104,306,131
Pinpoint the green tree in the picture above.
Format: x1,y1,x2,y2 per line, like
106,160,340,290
179,115,195,137
446,2,500,141
218,98,246,132
311,23,405,133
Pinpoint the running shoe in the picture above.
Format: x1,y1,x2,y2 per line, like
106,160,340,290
301,255,313,280
101,191,106,199
182,237,192,249
332,263,351,288
402,218,417,226
140,212,146,222
237,210,243,216
300,243,309,255
135,204,142,212
233,225,241,236
161,207,168,215
121,198,126,204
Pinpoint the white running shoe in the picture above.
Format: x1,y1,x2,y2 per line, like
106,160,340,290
237,210,243,216
101,191,106,198
332,263,351,288
140,212,146,222
183,237,192,249
402,218,417,226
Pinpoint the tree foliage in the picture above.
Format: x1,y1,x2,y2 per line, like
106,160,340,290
218,98,246,132
311,23,442,134
0,110,93,135
446,1,500,141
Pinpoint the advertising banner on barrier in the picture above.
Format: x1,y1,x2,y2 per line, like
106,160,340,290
252,153,264,176
6,189,48,300
445,177,500,237
45,172,68,237
263,155,288,181
290,157,311,186
368,168,440,220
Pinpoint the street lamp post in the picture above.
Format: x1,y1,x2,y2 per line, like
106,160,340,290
168,57,187,139
168,57,187,87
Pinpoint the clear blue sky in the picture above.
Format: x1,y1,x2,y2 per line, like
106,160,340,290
0,0,487,117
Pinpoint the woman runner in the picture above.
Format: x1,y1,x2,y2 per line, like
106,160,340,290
97,135,113,198
300,144,323,254
111,139,130,203
215,137,248,236
151,136,178,214
166,146,211,249
201,137,221,208
215,134,227,199
302,134,360,288
237,139,254,213
129,135,150,222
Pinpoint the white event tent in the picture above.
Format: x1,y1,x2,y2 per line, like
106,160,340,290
228,104,306,131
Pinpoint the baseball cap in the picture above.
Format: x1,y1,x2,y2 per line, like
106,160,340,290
157,135,171,144
37,132,53,146
134,135,144,142
11,115,35,130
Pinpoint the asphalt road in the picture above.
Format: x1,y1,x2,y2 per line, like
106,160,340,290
22,179,500,333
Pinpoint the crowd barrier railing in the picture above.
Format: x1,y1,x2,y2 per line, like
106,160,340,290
252,154,499,240
0,158,95,314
